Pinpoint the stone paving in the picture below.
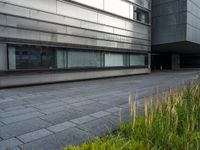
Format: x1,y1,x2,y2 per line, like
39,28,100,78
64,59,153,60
0,70,200,150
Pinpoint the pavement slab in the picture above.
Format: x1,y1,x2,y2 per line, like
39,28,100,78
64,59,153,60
0,138,23,150
0,70,200,149
20,127,93,150
17,129,53,143
0,118,51,139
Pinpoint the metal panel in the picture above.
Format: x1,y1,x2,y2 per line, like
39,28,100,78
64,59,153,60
0,2,29,17
98,13,126,29
57,1,98,23
152,0,187,45
0,1,149,36
186,0,200,44
104,0,130,18
2,0,57,13
72,0,104,9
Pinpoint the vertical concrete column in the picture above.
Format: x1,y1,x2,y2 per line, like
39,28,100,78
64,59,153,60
172,54,180,70
0,43,7,71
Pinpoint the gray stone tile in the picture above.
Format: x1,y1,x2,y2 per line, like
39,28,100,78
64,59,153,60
18,129,53,143
39,105,69,115
0,107,37,118
105,107,122,113
0,138,23,150
35,102,66,110
73,103,111,115
0,122,4,127
71,116,96,125
59,97,78,104
0,100,28,110
0,109,4,113
70,100,94,107
4,106,26,112
119,103,129,109
0,98,15,104
10,146,21,150
47,121,76,133
20,127,93,150
25,102,43,107
99,97,127,106
90,111,110,118
0,112,43,124
0,118,51,139
40,109,83,125
79,115,119,136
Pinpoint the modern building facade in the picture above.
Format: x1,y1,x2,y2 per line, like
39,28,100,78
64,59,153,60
152,0,200,69
0,0,151,87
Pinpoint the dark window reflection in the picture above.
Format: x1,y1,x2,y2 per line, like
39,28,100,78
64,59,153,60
135,8,149,24
14,45,56,70
8,44,148,70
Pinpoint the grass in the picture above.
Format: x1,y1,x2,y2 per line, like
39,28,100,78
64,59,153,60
65,81,200,150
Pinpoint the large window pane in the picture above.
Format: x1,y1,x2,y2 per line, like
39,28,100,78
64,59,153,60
56,50,67,69
8,47,16,70
8,44,148,70
105,53,126,67
68,51,102,68
130,54,146,66
9,45,56,70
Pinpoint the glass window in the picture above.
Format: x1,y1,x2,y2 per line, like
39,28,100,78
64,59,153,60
9,45,56,70
8,45,149,70
56,50,67,69
130,54,146,66
68,50,103,68
8,47,16,70
135,8,149,24
105,53,127,67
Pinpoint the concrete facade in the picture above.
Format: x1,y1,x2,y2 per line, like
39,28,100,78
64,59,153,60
152,0,200,69
187,0,200,44
0,0,150,51
0,0,151,87
152,0,187,45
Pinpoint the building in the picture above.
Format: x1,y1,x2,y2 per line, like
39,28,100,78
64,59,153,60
0,0,151,87
152,0,200,69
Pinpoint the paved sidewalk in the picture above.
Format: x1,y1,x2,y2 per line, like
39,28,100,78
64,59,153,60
0,70,200,150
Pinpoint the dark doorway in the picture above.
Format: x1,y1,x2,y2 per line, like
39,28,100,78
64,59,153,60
180,54,200,68
151,53,172,70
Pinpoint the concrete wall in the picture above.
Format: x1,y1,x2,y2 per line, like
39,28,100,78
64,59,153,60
0,68,150,88
187,0,200,44
152,0,187,45
0,0,151,52
0,43,7,71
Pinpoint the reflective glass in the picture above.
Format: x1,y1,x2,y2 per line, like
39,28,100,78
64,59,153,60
56,50,67,69
130,54,146,66
68,50,103,68
135,8,149,24
9,45,56,70
8,45,148,70
105,53,127,67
